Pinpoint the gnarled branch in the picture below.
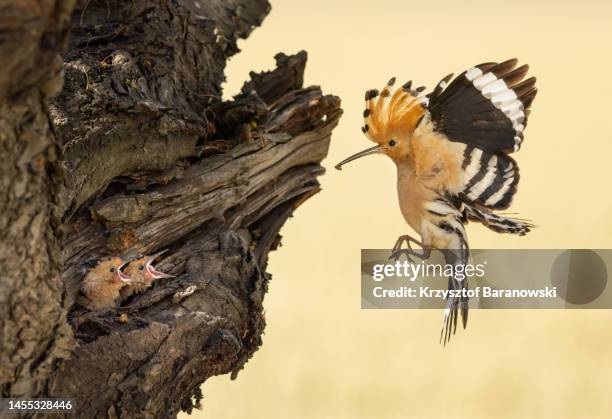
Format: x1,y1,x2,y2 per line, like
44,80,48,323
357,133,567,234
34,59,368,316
0,0,342,417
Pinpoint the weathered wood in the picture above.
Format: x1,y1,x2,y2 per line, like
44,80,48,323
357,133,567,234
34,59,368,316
0,0,342,416
0,0,75,397
51,77,340,418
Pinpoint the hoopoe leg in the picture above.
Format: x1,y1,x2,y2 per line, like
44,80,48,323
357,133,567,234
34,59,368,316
389,247,432,262
391,234,422,252
389,235,431,262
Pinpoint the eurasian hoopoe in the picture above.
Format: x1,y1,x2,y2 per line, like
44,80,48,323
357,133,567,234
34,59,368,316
336,59,537,343
121,250,174,299
79,257,135,310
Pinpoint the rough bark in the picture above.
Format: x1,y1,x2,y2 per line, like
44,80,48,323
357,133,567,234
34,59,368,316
0,0,75,397
0,0,342,417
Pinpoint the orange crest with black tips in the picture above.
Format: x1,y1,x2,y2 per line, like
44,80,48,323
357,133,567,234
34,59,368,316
362,78,430,144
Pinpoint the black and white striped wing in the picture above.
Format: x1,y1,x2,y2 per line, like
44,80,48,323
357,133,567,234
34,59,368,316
458,146,519,210
428,59,537,153
463,203,534,236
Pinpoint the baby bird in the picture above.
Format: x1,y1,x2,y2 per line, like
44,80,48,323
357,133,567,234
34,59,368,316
121,250,174,299
80,257,134,310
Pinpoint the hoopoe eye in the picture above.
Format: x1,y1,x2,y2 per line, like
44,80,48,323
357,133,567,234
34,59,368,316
139,265,145,271
110,267,116,273
388,140,397,147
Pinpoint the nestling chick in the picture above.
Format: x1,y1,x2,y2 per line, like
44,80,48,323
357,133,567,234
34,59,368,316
80,257,134,310
121,250,175,299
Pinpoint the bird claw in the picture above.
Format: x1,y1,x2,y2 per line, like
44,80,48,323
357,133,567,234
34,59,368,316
388,248,417,263
389,234,430,263
392,235,416,253
392,234,424,252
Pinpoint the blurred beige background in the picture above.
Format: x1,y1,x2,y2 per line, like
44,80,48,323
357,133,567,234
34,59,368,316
186,0,612,418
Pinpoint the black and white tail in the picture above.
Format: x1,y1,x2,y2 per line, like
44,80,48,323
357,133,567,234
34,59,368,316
440,241,470,345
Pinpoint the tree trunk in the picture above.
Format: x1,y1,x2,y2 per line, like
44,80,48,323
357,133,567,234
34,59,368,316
0,0,75,398
0,0,342,417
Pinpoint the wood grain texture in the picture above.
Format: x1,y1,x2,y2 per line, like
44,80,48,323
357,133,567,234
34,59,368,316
0,0,342,416
0,0,341,416
0,0,75,397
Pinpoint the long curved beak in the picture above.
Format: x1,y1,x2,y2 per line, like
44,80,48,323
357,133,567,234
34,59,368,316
335,145,382,170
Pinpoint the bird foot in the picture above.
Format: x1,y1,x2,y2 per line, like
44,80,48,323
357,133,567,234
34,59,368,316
389,234,430,262
391,234,424,252
389,248,417,263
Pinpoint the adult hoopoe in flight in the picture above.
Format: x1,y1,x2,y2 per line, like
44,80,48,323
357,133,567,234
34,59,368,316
336,59,536,343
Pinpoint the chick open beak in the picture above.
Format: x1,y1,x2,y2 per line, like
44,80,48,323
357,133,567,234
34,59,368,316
117,260,135,283
335,145,382,170
145,250,175,279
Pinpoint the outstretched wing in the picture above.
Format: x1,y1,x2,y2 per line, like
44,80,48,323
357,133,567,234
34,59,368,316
428,58,537,154
426,59,536,209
